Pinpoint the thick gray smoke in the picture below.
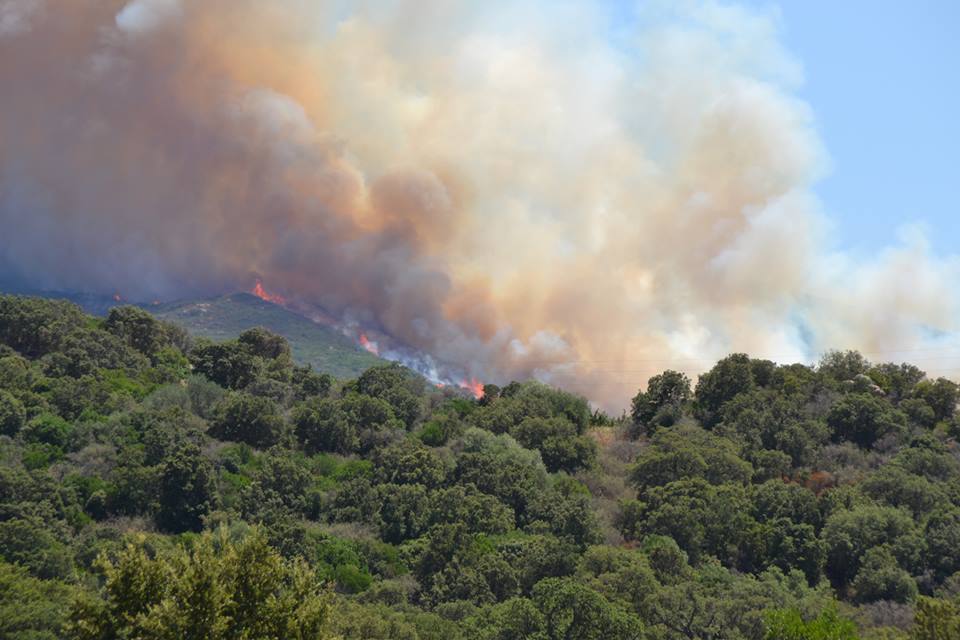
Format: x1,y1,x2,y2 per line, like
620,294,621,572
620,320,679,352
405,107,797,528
1,0,958,408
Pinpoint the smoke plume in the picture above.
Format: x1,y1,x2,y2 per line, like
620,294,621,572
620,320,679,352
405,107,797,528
2,0,958,408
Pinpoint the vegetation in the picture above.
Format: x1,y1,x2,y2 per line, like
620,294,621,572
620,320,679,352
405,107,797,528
1,294,960,638
153,292,383,379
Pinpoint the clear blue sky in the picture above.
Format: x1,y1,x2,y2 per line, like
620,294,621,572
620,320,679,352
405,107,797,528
763,0,960,257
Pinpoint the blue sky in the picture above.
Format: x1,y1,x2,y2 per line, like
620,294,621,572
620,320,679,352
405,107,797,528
738,1,960,256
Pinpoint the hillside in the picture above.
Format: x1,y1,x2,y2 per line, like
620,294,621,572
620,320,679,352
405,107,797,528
2,294,960,638
153,293,384,379
0,287,386,379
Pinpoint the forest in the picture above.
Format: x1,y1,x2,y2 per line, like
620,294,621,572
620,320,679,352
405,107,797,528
2,294,960,639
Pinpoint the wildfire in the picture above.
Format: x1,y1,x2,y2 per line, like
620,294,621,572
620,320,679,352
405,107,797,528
358,332,380,356
459,378,484,400
251,278,288,305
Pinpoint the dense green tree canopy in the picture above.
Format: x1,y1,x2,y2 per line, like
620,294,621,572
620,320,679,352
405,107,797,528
0,295,958,638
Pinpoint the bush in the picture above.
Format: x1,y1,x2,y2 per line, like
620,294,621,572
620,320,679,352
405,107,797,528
210,393,284,448
0,390,25,436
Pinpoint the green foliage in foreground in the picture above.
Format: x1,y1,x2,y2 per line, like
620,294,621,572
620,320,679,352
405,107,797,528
65,528,335,640
1,295,960,638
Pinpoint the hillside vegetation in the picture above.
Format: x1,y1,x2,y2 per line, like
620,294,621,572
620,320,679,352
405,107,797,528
153,293,384,379
1,294,960,639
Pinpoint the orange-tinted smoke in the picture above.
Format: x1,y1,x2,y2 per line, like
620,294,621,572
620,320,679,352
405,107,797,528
0,1,958,410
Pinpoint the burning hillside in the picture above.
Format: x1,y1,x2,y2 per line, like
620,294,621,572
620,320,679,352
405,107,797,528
249,277,485,396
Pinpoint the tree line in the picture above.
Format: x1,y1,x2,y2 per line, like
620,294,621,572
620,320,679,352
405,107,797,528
1,294,960,638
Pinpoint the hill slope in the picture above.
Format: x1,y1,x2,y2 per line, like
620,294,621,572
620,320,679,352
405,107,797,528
154,293,383,379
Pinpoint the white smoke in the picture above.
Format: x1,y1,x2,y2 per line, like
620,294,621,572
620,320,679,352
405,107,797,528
0,0,958,409
115,0,180,34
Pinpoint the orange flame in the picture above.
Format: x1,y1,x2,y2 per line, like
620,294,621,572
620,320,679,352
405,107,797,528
358,332,380,356
251,278,288,305
459,377,484,400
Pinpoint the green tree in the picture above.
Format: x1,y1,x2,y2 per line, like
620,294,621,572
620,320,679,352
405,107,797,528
0,561,76,640
104,305,170,357
751,518,824,585
156,443,217,533
818,350,870,383
455,429,549,523
911,597,960,640
293,366,333,400
851,546,918,604
428,485,515,535
764,608,858,640
189,340,258,390
210,393,284,448
377,483,430,544
464,597,547,640
750,480,821,529
371,439,447,488
21,412,72,449
294,398,357,454
0,295,86,358
0,389,25,436
719,389,829,467
826,393,906,448
913,378,958,423
240,448,312,516
860,465,944,518
925,508,960,581
532,577,644,640
0,517,73,579
356,364,424,429
512,416,596,473
238,326,292,361
693,353,757,428
625,479,754,566
65,529,336,640
868,362,926,403
630,370,691,437
630,424,752,493
821,504,922,590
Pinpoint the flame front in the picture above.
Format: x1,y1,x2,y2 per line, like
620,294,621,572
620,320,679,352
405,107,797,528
358,332,380,356
251,279,288,306
459,378,484,400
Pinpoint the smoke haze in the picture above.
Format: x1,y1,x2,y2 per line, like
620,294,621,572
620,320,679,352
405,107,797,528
2,0,958,408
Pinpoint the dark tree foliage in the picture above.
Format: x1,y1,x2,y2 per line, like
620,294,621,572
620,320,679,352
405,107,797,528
156,442,217,533
693,353,758,428
826,393,907,448
511,416,596,473
818,349,871,383
0,389,25,436
371,439,447,488
238,326,292,360
1,296,959,639
294,398,357,454
189,340,259,390
104,305,174,357
630,424,752,493
630,369,691,437
913,377,959,423
0,295,86,358
209,392,284,448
